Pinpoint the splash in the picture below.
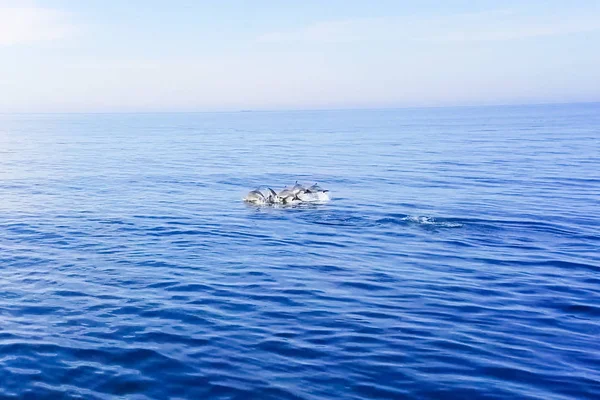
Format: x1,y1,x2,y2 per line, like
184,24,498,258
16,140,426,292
401,215,463,228
377,214,464,228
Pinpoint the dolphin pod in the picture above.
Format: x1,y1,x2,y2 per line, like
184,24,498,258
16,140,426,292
244,182,330,205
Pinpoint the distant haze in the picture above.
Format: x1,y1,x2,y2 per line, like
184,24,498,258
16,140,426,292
1,0,599,112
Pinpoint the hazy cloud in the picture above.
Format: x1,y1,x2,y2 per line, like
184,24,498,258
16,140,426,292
1,2,598,112
0,5,75,46
257,9,600,44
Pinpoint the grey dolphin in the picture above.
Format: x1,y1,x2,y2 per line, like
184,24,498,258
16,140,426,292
278,187,295,198
309,183,327,192
297,183,330,202
243,189,267,204
275,187,299,204
291,181,306,195
267,187,279,203
282,195,301,204
276,188,294,203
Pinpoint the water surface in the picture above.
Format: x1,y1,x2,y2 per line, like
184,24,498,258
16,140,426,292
1,104,599,399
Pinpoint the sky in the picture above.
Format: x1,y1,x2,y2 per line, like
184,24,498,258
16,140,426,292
0,0,599,112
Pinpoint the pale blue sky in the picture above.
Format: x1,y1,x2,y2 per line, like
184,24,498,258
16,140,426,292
1,0,599,112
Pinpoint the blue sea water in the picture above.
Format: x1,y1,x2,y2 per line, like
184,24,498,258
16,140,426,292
0,104,599,399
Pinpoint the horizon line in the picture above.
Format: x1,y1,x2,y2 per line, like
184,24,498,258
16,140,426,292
1,100,599,115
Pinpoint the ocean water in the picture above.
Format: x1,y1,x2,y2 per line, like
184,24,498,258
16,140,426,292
0,104,599,399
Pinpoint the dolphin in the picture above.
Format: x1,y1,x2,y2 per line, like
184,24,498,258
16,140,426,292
243,189,268,204
275,187,297,204
291,181,306,195
309,183,326,192
282,195,301,204
278,187,295,198
275,187,301,204
255,188,277,203
266,187,280,203
297,186,330,202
